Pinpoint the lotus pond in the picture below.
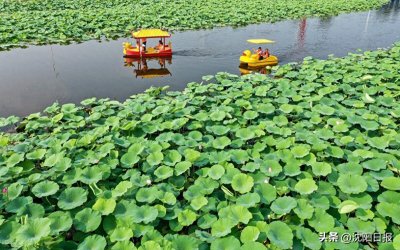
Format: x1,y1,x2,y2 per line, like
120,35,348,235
1,3,400,118
0,40,400,249
0,0,389,50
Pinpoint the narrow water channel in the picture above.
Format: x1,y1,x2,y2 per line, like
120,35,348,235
0,0,399,117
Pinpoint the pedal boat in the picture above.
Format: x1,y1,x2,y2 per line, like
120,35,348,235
123,29,172,58
239,39,279,68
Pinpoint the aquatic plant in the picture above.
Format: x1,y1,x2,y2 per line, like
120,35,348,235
0,43,399,249
0,0,388,50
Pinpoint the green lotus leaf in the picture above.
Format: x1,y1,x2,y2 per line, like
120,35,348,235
337,174,368,194
190,196,208,210
376,202,400,224
279,103,294,113
236,193,260,208
178,209,197,226
337,162,363,175
267,221,293,249
31,180,59,198
110,241,137,250
362,158,387,171
260,160,282,177
212,136,231,149
20,203,45,218
15,218,51,246
347,218,375,234
393,234,400,250
296,227,322,250
164,150,182,166
0,221,19,245
171,235,199,250
236,128,255,140
257,103,275,114
208,164,225,180
242,162,259,172
254,183,276,204
271,196,297,215
7,182,23,200
26,149,46,160
6,196,33,214
381,177,400,190
112,181,133,198
211,218,234,237
313,104,335,115
146,151,164,166
295,179,318,195
240,226,260,243
338,200,359,214
74,208,102,232
231,173,254,194
308,208,335,232
311,162,332,176
58,187,88,210
378,191,400,204
368,136,390,150
136,187,159,203
78,235,107,250
43,153,64,167
93,198,116,215
240,242,267,250
209,125,231,135
294,199,314,219
80,167,103,184
184,148,201,162
291,144,310,158
218,205,252,225
210,110,226,121
48,211,72,235
132,205,158,224
138,241,161,250
231,150,250,164
174,161,192,176
243,110,258,120
154,165,173,180
120,151,140,167
6,153,24,167
110,227,133,242
210,236,240,250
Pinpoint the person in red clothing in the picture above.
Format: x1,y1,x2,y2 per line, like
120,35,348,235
264,48,270,58
253,47,264,60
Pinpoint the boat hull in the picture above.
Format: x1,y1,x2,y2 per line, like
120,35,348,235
123,46,172,58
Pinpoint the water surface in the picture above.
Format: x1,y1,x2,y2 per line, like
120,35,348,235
0,0,399,117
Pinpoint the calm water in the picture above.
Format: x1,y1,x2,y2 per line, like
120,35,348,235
0,0,399,117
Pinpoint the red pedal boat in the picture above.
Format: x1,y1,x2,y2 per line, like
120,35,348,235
123,29,172,58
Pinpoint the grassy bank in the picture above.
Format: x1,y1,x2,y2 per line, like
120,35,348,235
0,0,388,50
0,43,399,249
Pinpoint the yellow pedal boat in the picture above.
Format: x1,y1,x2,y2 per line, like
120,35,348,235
240,50,278,68
239,39,279,68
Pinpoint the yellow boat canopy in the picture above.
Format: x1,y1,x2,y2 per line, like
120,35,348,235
132,29,171,39
136,68,171,79
247,39,275,44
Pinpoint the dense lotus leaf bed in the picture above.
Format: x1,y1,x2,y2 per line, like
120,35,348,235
1,43,400,249
0,0,388,50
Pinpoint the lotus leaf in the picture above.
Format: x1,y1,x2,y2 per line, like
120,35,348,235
78,235,107,250
15,218,51,246
58,187,88,210
337,174,368,194
231,173,254,194
267,221,293,249
381,177,400,190
294,179,318,195
271,196,297,215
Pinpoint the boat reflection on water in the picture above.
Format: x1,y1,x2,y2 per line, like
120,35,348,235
124,57,172,79
238,64,271,75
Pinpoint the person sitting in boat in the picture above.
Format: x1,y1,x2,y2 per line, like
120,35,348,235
264,48,270,58
142,38,147,51
156,40,164,51
253,47,264,60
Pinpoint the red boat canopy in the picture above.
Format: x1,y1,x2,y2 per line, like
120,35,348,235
132,29,171,39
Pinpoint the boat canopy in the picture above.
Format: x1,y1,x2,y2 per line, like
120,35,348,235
247,39,275,44
132,29,171,39
136,68,171,78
